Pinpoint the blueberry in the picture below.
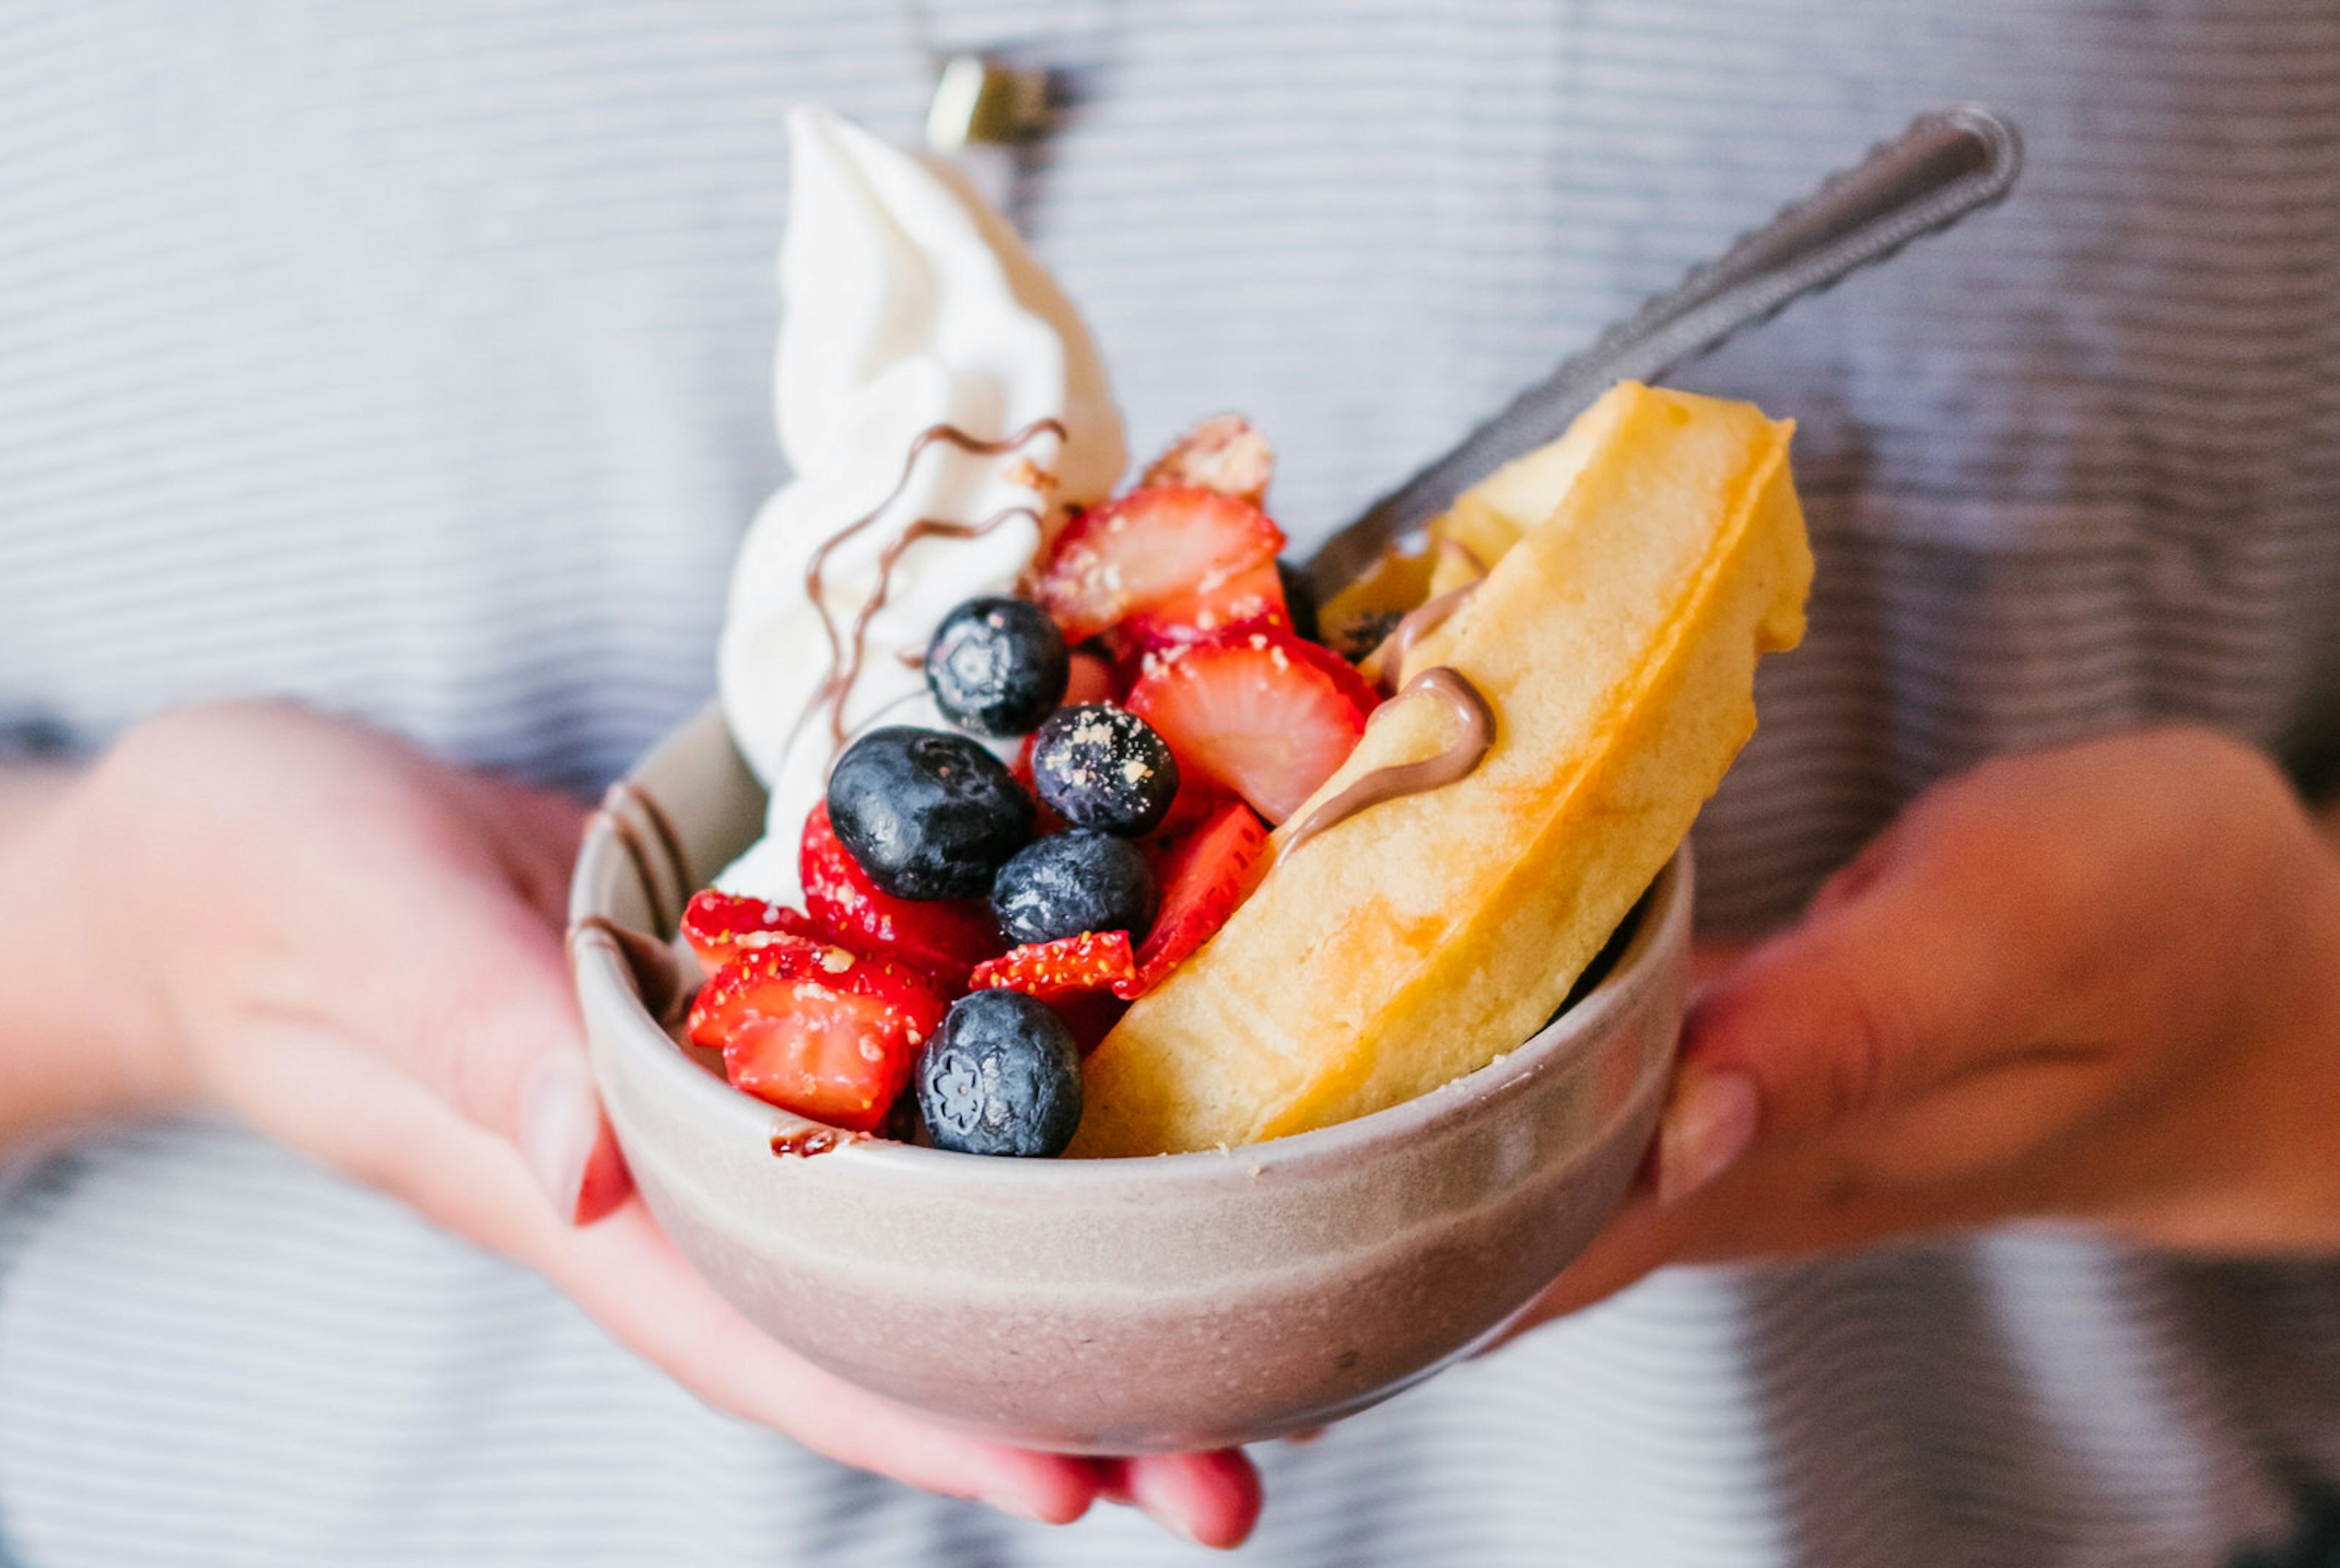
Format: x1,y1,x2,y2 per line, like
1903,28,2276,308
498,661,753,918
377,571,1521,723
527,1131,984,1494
826,726,1034,900
991,828,1155,947
916,989,1083,1157
924,596,1069,737
1030,704,1180,836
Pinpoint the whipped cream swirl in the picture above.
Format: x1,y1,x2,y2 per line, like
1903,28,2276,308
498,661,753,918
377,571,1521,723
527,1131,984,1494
715,107,1125,898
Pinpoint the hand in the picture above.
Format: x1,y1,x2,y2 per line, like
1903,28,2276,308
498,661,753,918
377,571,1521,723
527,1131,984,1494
1517,726,2340,1324
38,703,1260,1545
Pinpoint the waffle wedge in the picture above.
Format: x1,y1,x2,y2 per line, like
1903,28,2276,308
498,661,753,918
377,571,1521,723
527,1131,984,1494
1068,381,1812,1157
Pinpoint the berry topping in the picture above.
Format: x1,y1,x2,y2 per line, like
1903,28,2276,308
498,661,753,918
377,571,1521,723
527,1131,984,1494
1118,801,1272,998
1151,770,1238,839
1034,484,1284,643
1277,630,1384,715
915,989,1084,1157
969,929,1138,1002
826,726,1034,900
680,889,832,973
686,942,949,1133
923,595,1070,736
1112,556,1289,658
991,828,1156,948
1029,703,1181,836
800,800,1003,985
679,889,784,968
1124,627,1372,824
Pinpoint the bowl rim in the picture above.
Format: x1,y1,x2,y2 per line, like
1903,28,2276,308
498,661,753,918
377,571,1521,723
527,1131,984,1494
569,717,1692,1190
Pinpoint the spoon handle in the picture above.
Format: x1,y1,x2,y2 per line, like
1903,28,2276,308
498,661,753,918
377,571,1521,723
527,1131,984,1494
1305,104,2023,598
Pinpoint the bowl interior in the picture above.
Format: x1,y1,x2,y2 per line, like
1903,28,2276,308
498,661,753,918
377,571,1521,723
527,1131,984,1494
569,701,1684,1179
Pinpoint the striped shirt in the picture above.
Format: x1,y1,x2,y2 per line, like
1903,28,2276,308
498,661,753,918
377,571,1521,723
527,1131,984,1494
4,2,2339,1563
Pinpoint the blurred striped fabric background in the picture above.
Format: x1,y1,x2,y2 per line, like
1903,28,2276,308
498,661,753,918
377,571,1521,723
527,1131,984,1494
2,2,2338,1563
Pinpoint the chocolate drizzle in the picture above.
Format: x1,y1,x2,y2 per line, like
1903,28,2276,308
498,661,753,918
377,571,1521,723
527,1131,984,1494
1278,667,1495,861
587,780,689,937
770,1125,868,1158
568,913,688,1027
569,779,693,1024
797,417,1066,751
1361,579,1481,697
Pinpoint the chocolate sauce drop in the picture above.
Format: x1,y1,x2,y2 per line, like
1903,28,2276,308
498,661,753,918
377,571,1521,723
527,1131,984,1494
796,417,1066,751
1278,667,1496,861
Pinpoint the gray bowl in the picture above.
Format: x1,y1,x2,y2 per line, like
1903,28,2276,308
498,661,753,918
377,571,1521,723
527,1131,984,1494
569,703,1688,1454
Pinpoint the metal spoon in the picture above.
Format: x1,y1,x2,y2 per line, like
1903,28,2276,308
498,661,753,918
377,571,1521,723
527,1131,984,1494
1303,103,2023,600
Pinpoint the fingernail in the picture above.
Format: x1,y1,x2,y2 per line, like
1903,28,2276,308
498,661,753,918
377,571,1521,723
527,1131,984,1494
980,1492,1051,1525
1656,1070,1759,1206
520,1059,598,1224
1127,1474,1204,1544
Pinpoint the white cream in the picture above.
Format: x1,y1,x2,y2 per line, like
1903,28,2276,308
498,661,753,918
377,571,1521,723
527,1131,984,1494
715,107,1124,899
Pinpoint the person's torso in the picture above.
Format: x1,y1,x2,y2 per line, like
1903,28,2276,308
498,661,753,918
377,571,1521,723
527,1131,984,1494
4,4,2339,1564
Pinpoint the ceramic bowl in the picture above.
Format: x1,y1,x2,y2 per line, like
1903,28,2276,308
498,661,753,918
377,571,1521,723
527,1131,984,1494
568,703,1689,1454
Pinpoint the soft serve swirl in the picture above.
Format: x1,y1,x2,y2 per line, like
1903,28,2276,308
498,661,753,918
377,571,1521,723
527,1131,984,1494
715,107,1126,899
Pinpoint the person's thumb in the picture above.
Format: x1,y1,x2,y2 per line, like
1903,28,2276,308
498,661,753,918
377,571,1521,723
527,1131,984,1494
1652,830,2035,1206
335,775,634,1227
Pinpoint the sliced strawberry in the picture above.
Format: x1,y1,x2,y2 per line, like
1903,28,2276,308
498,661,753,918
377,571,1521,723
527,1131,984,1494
1124,627,1372,824
1115,556,1288,650
1278,633,1383,717
1150,767,1235,840
1121,620,1376,726
686,942,949,1132
1116,801,1271,998
679,890,826,973
1034,485,1283,643
800,801,1002,988
970,929,1138,1002
1102,556,1291,692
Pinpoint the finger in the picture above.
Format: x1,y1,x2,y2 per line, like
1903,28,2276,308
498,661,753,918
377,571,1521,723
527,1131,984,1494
548,1203,1116,1523
1653,834,2055,1204
466,778,638,1221
1687,938,1755,992
254,1034,1116,1525
274,769,630,1226
238,962,1252,1540
1654,1119,2066,1268
160,714,632,1227
454,779,637,1223
1500,834,2058,1336
461,773,594,929
1502,1119,2031,1343
1113,1450,1264,1550
389,881,631,1224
